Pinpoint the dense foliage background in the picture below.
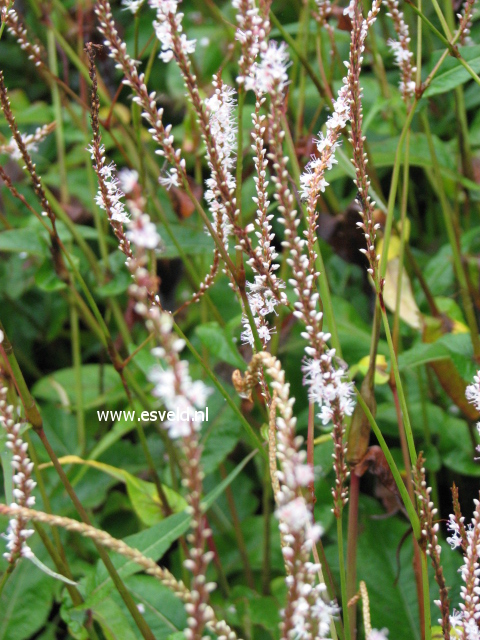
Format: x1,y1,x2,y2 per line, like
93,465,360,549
1,0,480,638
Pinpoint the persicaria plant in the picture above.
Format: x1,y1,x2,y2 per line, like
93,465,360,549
0,0,480,638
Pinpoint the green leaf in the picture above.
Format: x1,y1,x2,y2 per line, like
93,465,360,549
195,320,245,369
0,560,55,640
91,598,138,640
424,46,480,97
82,450,257,608
398,341,449,370
34,260,68,292
96,269,132,298
438,414,480,476
398,333,475,382
161,223,214,258
370,133,455,172
32,364,126,408
116,575,187,639
48,456,187,526
0,228,45,256
201,396,242,474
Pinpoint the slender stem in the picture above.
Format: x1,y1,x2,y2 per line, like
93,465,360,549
354,391,420,536
381,309,417,465
269,12,327,100
47,30,68,205
380,101,417,281
346,473,359,640
261,460,272,595
36,429,156,640
337,516,351,640
70,298,86,455
420,112,480,359
220,463,255,589
421,551,432,640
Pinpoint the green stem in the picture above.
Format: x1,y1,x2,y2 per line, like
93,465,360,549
381,309,417,465
380,101,418,281
392,129,410,349
0,323,42,429
429,0,452,38
354,390,420,536
269,12,327,100
337,516,351,640
70,298,86,455
420,112,480,359
421,552,432,640
46,30,68,205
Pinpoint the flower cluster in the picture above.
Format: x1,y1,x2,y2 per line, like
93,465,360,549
232,0,269,84
121,0,145,13
466,370,480,457
149,0,196,63
245,40,290,95
240,88,287,349
448,500,480,638
303,348,355,426
457,0,476,44
0,123,55,161
88,144,130,224
0,7,43,68
233,353,339,638
383,0,416,100
204,78,237,247
345,0,383,285
147,311,212,439
299,84,350,203
143,307,215,639
413,456,451,638
0,384,36,564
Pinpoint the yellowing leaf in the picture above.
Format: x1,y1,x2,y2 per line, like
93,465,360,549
382,257,422,330
377,220,410,261
41,456,187,526
356,354,389,385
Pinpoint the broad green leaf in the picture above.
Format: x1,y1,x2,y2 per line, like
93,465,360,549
399,333,475,382
438,414,480,476
32,365,126,408
424,46,480,97
201,418,242,474
34,260,68,292
0,560,55,640
195,320,245,369
88,408,143,461
161,223,214,258
0,228,45,256
44,456,187,526
91,598,138,640
226,586,281,634
82,450,257,608
398,341,449,370
370,133,455,172
376,401,445,437
113,575,187,639
95,269,132,298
